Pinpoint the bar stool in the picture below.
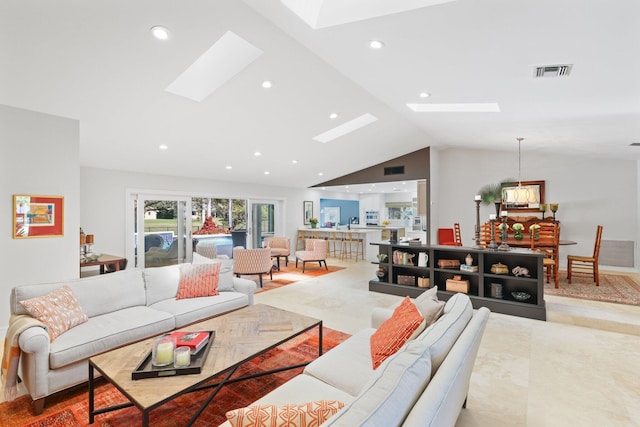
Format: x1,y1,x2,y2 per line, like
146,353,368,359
342,231,365,261
296,230,306,251
327,230,344,258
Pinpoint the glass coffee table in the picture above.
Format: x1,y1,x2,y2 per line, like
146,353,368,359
88,304,323,426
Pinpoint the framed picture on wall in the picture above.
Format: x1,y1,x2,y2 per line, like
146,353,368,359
303,201,313,225
13,194,64,238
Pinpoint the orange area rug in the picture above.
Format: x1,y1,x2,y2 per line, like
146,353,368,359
255,264,345,293
1,327,349,427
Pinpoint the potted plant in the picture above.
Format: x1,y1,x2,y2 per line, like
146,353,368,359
309,217,318,228
478,180,510,217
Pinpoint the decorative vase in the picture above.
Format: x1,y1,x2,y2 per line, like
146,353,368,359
465,254,473,266
514,231,523,241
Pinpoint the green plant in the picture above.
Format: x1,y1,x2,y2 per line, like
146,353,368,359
477,183,503,205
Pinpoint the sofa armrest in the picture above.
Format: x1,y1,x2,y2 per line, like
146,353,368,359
18,326,51,400
371,307,394,328
232,277,257,306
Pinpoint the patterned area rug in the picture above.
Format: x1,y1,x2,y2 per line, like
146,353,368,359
545,271,640,306
256,264,345,293
0,327,350,427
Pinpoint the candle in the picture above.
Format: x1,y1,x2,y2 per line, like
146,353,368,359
174,346,191,368
86,234,94,244
155,342,174,365
489,214,497,220
475,195,482,201
500,210,508,217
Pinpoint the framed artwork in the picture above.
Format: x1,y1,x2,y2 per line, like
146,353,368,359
501,180,545,212
303,201,313,225
13,194,64,238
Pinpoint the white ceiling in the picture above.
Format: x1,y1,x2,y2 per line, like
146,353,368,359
1,0,639,190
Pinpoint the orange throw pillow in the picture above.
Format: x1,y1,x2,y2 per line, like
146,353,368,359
370,296,424,369
20,285,88,342
176,263,220,299
226,400,345,427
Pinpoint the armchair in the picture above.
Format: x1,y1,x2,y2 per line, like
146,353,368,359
232,247,273,287
263,236,291,267
295,239,328,273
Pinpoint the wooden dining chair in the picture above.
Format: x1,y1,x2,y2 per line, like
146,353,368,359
453,223,462,246
530,222,560,287
567,225,604,286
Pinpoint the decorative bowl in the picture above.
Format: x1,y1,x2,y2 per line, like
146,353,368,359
511,291,531,302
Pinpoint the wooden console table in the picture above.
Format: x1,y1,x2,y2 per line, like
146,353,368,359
80,254,127,274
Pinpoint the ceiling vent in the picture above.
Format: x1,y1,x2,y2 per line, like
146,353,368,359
534,64,572,78
384,166,405,176
630,142,640,146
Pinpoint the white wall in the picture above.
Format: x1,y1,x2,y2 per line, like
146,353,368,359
80,167,332,260
433,147,637,269
1,105,80,336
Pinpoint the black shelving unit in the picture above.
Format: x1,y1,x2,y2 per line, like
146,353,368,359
370,242,546,320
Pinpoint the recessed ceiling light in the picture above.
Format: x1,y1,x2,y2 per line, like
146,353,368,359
321,187,326,190
254,151,261,156
262,80,272,88
419,92,430,98
225,165,232,170
151,26,170,40
264,171,270,175
407,103,501,112
318,172,324,176
369,40,384,49
329,113,338,119
159,144,168,150
292,160,298,164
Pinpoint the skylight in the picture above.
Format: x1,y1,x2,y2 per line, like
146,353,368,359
312,113,378,143
407,103,500,112
280,0,456,29
165,31,263,102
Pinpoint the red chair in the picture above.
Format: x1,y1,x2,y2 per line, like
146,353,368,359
438,228,455,245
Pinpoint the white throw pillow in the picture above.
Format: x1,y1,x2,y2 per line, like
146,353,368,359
192,252,235,291
414,286,445,326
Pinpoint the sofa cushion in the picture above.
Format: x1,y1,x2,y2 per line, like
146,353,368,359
323,339,432,426
149,292,249,328
414,286,445,326
20,285,88,342
415,293,473,373
11,269,147,318
370,297,424,369
177,263,220,299
48,306,175,369
303,328,376,397
192,253,235,291
144,264,181,305
226,400,345,427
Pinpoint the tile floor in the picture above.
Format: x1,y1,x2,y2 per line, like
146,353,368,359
255,259,640,427
3,259,640,426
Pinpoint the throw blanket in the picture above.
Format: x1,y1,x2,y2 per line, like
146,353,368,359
2,314,46,401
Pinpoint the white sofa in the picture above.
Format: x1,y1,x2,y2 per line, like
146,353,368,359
220,293,489,427
9,261,256,414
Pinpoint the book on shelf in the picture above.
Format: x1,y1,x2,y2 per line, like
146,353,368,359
168,331,210,354
460,264,479,272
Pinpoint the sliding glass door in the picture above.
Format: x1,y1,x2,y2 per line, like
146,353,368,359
130,195,192,268
249,200,276,249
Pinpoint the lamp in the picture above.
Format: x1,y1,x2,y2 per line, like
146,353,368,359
504,137,538,207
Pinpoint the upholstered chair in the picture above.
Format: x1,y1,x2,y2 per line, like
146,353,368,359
263,237,291,267
295,239,328,273
195,241,218,259
232,247,273,287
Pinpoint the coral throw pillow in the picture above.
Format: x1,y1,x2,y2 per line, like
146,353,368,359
226,400,345,427
176,263,221,299
20,285,88,342
370,296,424,369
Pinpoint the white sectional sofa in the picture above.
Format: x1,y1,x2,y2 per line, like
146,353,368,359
9,261,256,414
220,292,489,427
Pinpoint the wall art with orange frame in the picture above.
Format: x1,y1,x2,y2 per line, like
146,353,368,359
13,194,64,238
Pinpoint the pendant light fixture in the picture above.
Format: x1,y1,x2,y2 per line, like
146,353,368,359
512,137,533,204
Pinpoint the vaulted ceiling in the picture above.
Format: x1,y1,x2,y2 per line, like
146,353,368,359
1,0,638,189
